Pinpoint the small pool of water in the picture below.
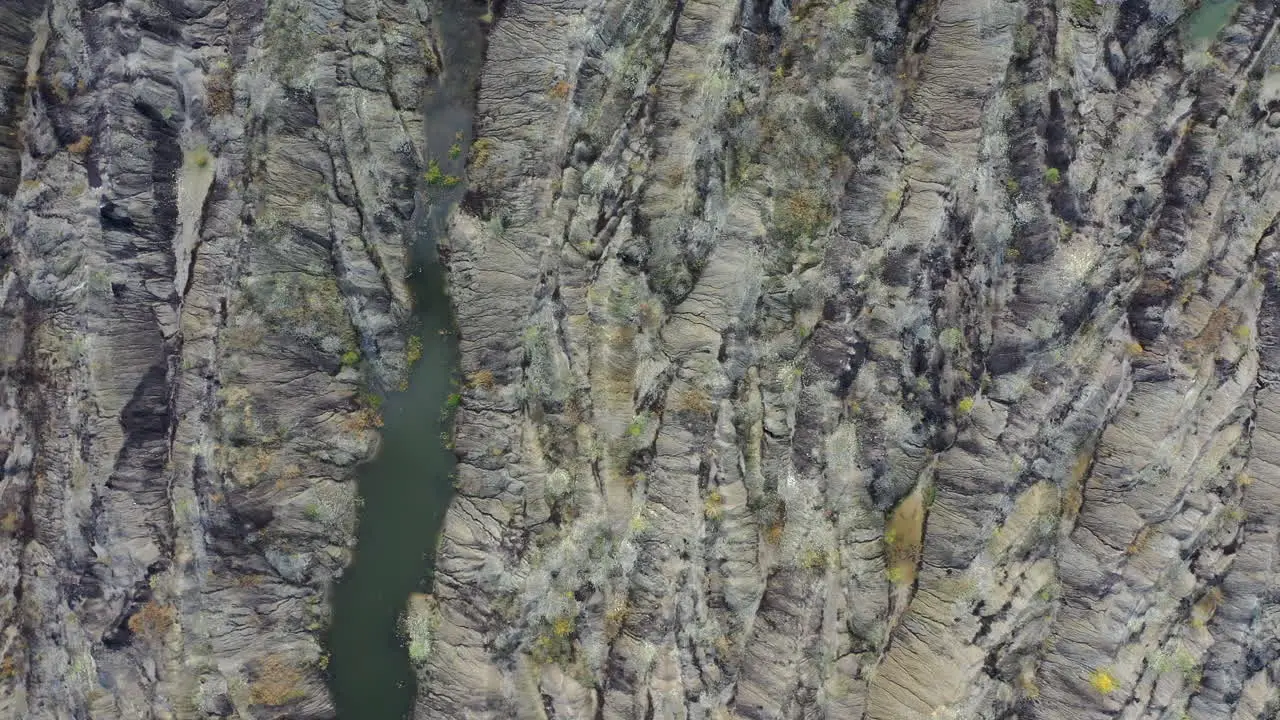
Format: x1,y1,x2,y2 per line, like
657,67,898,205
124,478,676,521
1183,0,1242,46
324,0,487,717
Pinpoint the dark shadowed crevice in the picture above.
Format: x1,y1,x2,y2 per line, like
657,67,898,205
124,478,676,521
0,1,45,199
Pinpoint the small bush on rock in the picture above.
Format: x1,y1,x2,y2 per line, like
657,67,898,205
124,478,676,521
249,655,307,706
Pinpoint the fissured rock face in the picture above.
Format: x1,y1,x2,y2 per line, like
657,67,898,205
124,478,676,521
422,1,1280,719
6,0,1280,718
0,0,436,715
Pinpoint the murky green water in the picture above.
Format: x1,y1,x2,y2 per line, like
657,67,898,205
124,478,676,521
325,1,486,718
1184,0,1242,45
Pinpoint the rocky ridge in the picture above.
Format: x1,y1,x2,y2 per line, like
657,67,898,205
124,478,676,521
0,0,437,716
421,0,1280,719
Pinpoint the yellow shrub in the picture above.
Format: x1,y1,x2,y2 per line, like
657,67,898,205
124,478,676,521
704,489,724,520
1089,667,1117,694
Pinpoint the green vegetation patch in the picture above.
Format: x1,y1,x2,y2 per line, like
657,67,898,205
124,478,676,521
242,271,357,356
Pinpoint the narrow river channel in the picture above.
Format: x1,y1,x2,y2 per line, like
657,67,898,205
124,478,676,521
326,1,487,717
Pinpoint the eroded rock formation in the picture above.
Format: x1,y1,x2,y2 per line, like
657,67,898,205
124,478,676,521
423,0,1280,718
3,0,1280,718
0,0,434,715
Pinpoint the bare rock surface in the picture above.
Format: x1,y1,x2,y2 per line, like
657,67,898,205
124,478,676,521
421,0,1280,719
3,0,1280,718
0,0,436,716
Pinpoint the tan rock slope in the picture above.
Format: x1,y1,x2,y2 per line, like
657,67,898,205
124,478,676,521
423,0,1280,718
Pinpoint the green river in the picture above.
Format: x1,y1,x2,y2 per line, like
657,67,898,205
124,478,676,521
325,0,487,717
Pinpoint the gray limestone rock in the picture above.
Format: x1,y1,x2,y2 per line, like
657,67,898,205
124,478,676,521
0,0,434,716
2,0,1280,719
421,1,1280,719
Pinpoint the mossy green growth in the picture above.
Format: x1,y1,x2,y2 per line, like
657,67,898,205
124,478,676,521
470,138,494,168
1044,167,1062,185
924,483,938,507
1070,0,1100,20
626,415,648,438
704,489,724,521
424,160,445,185
799,547,828,570
243,270,357,351
263,0,317,81
403,595,440,665
938,327,965,352
530,613,576,665
189,145,213,168
340,350,360,367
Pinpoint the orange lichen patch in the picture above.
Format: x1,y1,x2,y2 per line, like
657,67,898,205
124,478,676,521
128,601,175,641
1183,304,1240,358
249,655,308,706
1062,446,1094,523
1127,526,1153,555
467,369,495,389
207,64,234,115
67,135,92,154
231,447,275,487
235,573,267,589
765,520,785,545
676,387,714,416
775,189,832,240
549,80,572,99
1137,276,1173,297
342,408,384,431
1192,587,1224,628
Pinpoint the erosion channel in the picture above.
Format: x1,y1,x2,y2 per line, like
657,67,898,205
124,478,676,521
326,2,487,717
